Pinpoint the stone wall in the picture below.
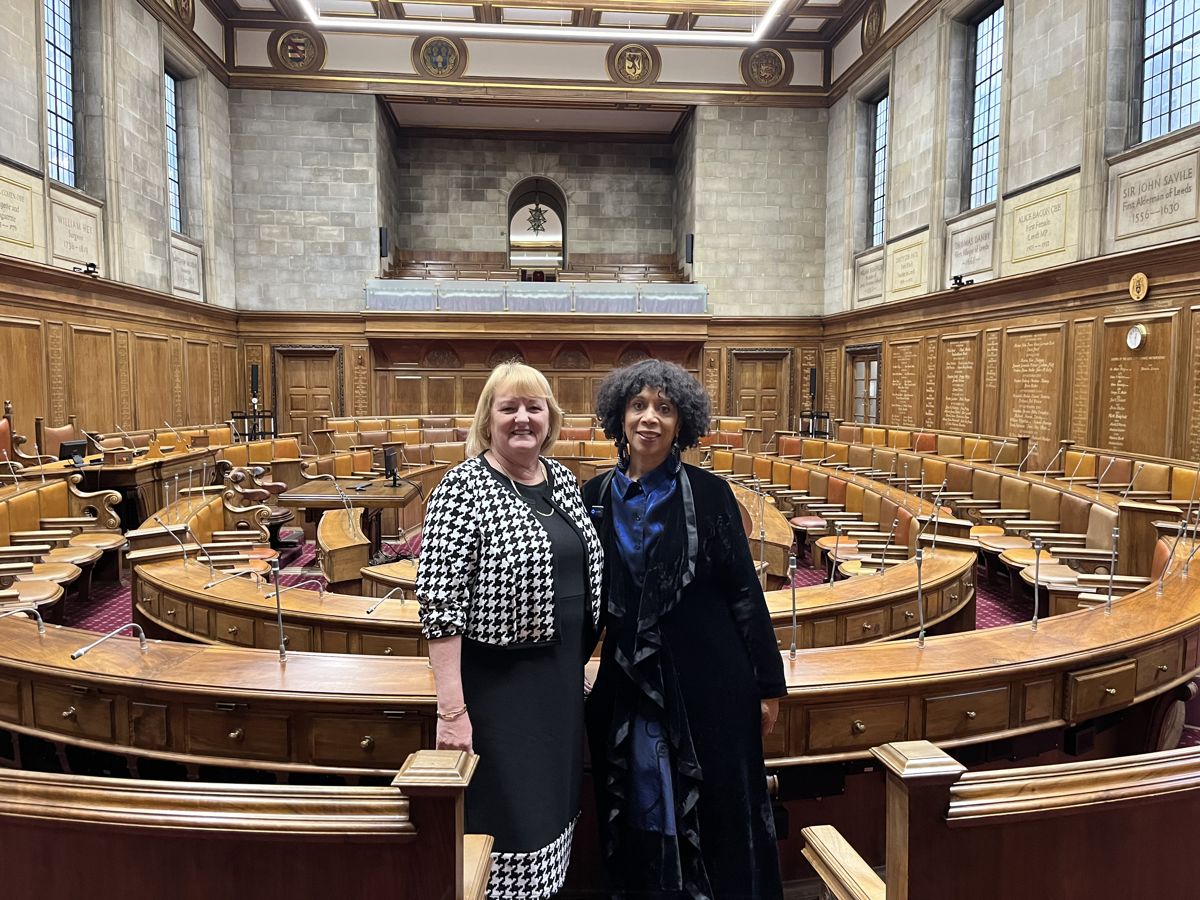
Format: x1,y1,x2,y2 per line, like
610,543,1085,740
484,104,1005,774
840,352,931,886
0,0,40,172
888,17,939,238
200,69,236,308
673,112,697,279
228,90,380,311
691,106,827,316
376,103,404,267
390,134,676,259
109,0,170,291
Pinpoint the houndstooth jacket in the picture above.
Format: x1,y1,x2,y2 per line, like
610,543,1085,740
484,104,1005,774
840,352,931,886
417,454,603,645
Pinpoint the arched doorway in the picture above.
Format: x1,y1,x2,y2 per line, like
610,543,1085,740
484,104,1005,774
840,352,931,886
508,177,566,274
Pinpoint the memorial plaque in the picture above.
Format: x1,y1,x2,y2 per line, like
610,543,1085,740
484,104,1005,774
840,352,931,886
890,242,924,291
981,329,1001,435
1099,317,1172,456
1189,316,1200,460
949,220,993,276
887,341,920,426
1011,191,1068,262
171,242,202,296
1116,151,1199,238
940,335,978,432
1003,328,1062,460
922,337,938,428
0,176,34,248
857,257,883,301
1068,321,1094,444
703,348,721,412
822,348,839,414
51,202,98,264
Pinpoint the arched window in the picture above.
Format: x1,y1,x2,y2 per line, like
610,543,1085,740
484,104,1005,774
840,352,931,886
508,177,567,271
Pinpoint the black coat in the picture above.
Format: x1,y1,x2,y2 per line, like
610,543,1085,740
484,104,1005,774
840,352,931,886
583,463,786,900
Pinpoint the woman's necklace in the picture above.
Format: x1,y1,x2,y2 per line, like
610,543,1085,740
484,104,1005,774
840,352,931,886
495,456,554,518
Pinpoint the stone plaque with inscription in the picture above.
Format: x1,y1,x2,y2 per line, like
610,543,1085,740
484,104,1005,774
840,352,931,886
1004,328,1061,453
887,342,920,426
1011,191,1068,262
857,258,883,301
890,243,924,292
0,176,34,248
940,336,978,432
1116,151,1199,238
171,243,202,296
949,220,993,276
51,203,98,264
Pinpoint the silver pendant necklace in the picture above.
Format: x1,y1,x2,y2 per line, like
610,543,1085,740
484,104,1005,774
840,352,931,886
498,457,554,517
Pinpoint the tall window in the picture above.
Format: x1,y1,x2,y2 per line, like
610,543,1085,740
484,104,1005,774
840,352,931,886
868,93,889,247
967,4,1004,208
44,0,77,186
1140,0,1200,142
164,71,183,233
850,352,880,424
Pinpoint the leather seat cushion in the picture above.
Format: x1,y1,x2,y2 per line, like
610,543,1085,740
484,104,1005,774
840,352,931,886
790,516,827,528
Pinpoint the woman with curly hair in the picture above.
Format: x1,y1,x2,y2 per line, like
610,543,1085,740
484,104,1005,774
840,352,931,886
582,359,786,899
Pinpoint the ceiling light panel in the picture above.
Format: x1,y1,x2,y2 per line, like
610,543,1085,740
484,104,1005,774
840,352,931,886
399,2,477,20
316,0,377,15
596,11,671,27
296,0,793,45
787,17,828,31
233,0,275,9
692,15,755,31
499,7,576,25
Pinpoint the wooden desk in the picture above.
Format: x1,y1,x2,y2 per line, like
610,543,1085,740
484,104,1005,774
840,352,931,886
278,478,420,552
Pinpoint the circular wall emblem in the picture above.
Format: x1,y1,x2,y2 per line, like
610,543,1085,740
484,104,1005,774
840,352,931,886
174,0,195,29
606,43,660,86
861,0,885,52
1129,272,1150,302
740,47,792,89
268,28,326,73
414,36,468,79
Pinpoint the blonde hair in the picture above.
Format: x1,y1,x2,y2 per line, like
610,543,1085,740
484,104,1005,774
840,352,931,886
466,361,562,458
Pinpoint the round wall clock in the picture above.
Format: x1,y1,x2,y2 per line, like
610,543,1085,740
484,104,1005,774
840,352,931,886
1125,323,1148,351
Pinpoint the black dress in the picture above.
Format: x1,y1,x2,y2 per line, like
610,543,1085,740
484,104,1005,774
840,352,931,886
583,463,787,900
461,471,589,899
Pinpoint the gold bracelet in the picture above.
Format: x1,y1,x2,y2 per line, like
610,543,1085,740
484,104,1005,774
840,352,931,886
437,704,468,721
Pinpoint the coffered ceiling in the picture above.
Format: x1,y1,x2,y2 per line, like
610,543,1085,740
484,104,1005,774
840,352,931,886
211,0,863,45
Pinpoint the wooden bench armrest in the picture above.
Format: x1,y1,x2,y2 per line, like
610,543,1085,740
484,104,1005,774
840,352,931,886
917,533,980,551
801,825,886,900
1075,574,1152,587
0,544,52,559
126,544,201,564
1049,547,1118,560
0,561,36,577
1004,519,1061,530
40,516,99,530
211,530,257,542
977,508,1030,518
953,499,1001,508
9,530,73,545
933,491,974,499
805,503,845,511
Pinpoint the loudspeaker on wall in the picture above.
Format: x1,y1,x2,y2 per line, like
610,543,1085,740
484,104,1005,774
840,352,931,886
250,364,260,397
808,367,817,397
379,227,389,259
685,233,694,264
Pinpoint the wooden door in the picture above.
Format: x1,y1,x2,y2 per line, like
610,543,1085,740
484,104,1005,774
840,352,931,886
730,350,791,442
276,351,338,439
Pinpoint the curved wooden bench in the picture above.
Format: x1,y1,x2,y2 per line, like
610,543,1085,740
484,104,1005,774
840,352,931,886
317,507,370,595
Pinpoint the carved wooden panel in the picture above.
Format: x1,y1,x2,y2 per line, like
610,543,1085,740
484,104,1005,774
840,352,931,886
115,330,133,429
350,344,370,416
554,376,590,416
886,340,921,426
1069,319,1095,445
981,329,1002,435
1099,312,1176,456
702,348,722,414
45,321,66,425
170,337,184,424
821,347,839,415
799,347,819,413
0,316,45,437
1002,325,1063,469
132,333,172,431
184,340,211,425
939,334,979,433
209,343,221,423
922,337,938,429
221,343,240,421
69,325,116,432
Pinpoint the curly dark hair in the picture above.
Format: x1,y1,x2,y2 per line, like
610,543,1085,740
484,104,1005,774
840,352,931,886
595,359,711,451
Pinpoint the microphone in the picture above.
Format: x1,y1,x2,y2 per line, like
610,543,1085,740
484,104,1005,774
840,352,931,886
71,623,149,660
815,453,835,467
877,517,900,576
163,420,186,445
1183,463,1200,528
827,522,843,585
1041,445,1065,483
992,439,1009,465
151,513,197,567
1065,451,1089,483
0,606,46,635
182,524,217,579
366,586,406,614
203,569,264,590
915,549,926,647
116,425,145,455
1014,441,1038,474
31,443,46,482
230,420,242,442
270,560,287,663
787,555,798,659
1157,520,1187,597
1121,462,1146,500
1095,457,1118,499
269,578,326,600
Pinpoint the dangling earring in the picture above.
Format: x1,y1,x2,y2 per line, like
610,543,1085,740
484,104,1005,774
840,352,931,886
617,435,630,467
670,438,682,464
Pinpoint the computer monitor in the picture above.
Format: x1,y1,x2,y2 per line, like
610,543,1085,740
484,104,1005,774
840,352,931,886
59,439,88,462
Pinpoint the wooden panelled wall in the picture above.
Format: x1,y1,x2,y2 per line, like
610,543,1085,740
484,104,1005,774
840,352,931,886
821,241,1200,468
4,241,1200,461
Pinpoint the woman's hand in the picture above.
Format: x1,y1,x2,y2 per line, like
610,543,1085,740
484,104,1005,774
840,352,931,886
436,712,473,753
760,698,780,739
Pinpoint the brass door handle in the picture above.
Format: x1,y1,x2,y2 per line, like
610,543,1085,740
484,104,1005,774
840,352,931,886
360,736,374,750
62,706,77,720
852,720,867,734
228,727,245,741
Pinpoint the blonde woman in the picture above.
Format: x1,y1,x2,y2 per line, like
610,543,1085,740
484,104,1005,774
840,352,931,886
417,361,604,899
